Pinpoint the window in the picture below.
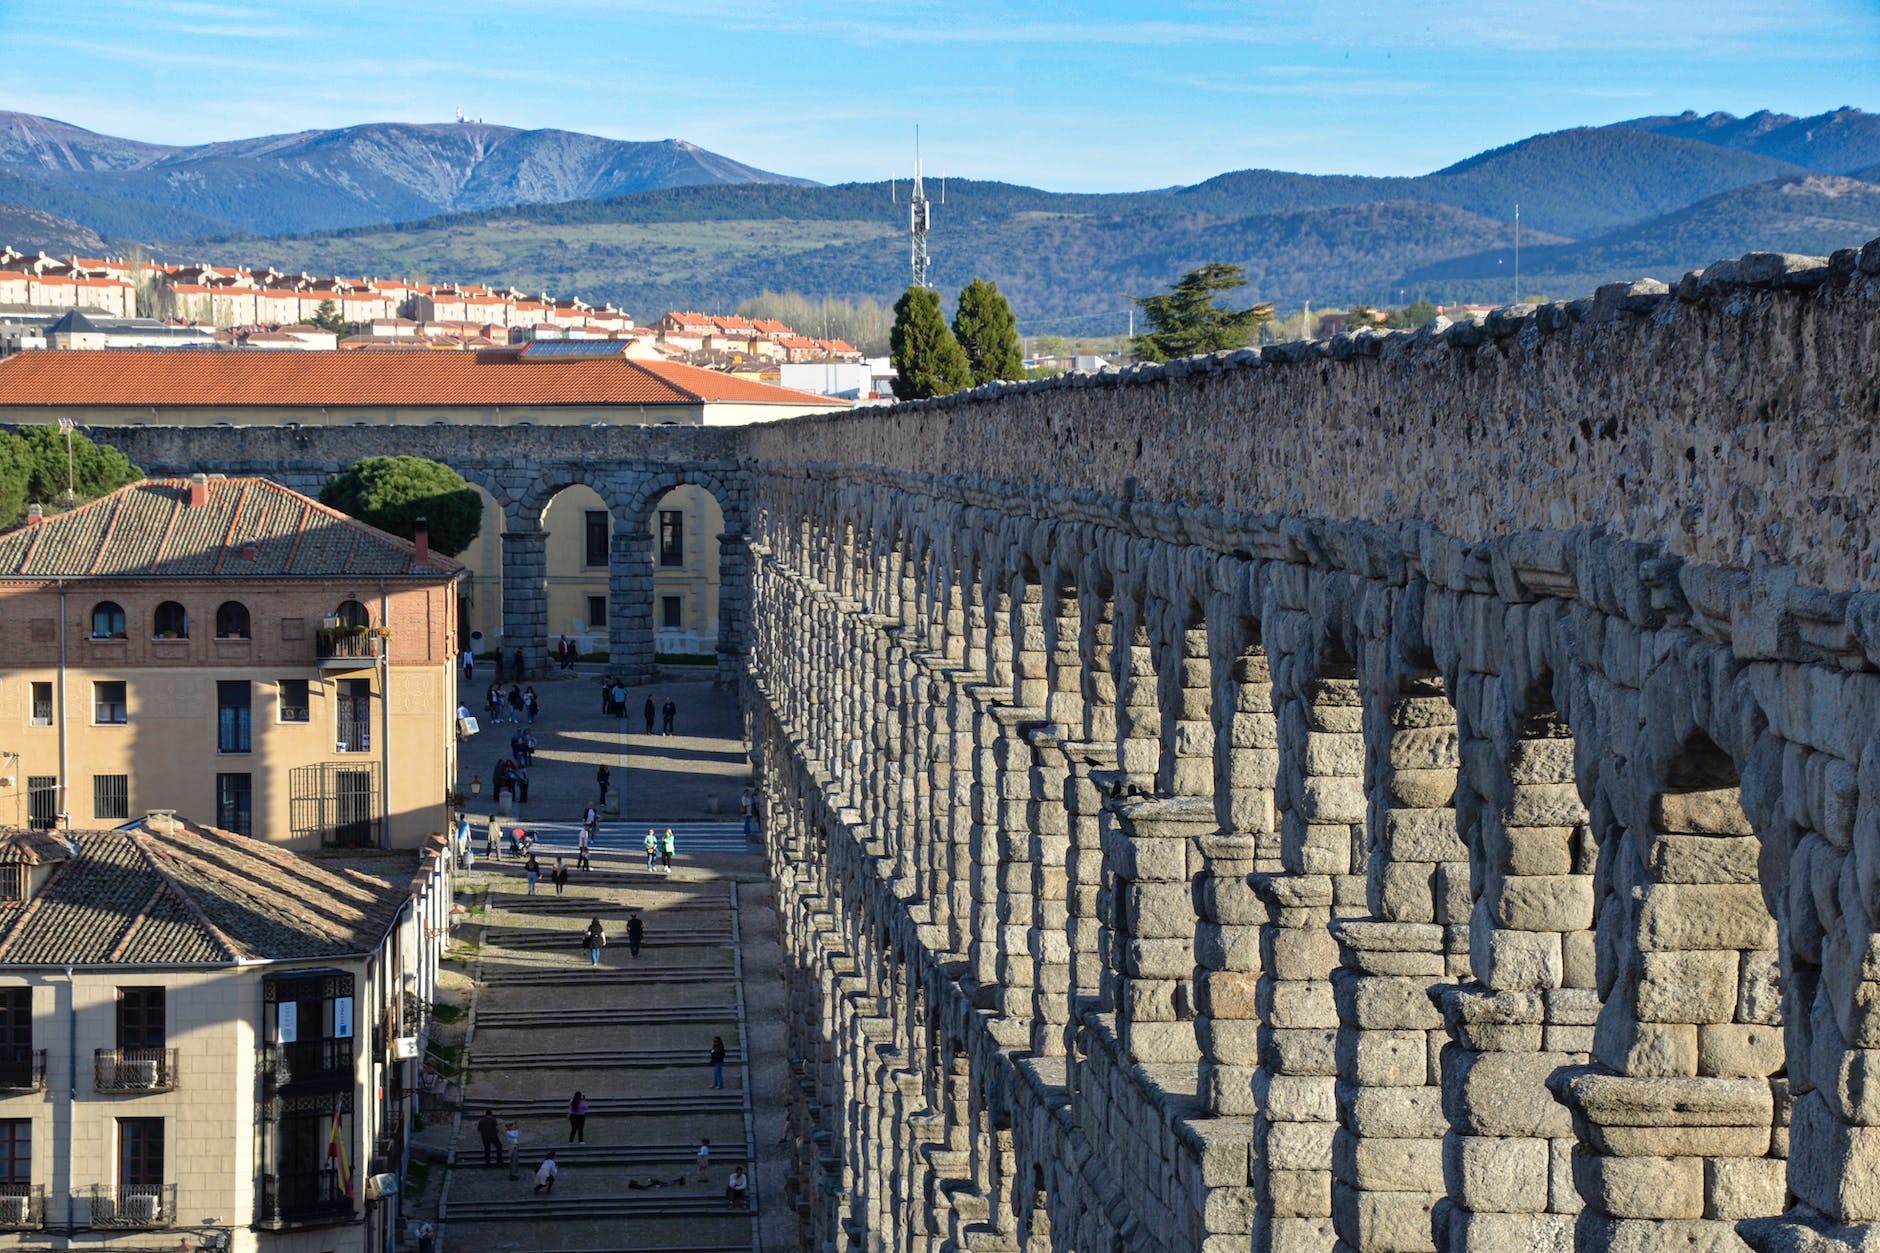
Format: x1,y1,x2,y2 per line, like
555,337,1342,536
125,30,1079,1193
217,681,251,753
94,681,127,725
29,683,51,727
658,510,684,567
0,867,22,905
91,602,126,640
118,1118,163,1189
336,680,370,753
117,988,165,1050
278,679,310,724
0,1120,27,1187
662,596,682,629
93,775,128,821
587,596,607,629
25,778,55,831
215,773,252,836
334,600,369,630
584,510,610,567
152,601,188,639
214,601,251,640
0,991,31,1089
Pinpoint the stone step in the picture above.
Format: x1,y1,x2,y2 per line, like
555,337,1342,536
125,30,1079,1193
445,1193,752,1220
474,1004,738,1029
471,1048,743,1070
457,1141,750,1168
493,927,732,949
479,963,734,987
467,1092,745,1118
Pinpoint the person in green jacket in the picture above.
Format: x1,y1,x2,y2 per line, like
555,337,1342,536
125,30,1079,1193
660,827,676,873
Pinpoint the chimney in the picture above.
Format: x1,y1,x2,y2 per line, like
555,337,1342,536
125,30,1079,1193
413,516,430,566
24,504,44,526
188,473,210,508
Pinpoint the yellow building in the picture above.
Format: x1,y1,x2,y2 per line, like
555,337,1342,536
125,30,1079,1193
0,348,848,657
0,815,453,1252
0,474,463,850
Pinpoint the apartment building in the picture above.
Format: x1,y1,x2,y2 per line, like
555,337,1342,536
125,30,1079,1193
0,474,463,851
0,813,451,1252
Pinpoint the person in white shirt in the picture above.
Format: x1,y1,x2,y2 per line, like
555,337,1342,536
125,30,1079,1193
532,1151,558,1194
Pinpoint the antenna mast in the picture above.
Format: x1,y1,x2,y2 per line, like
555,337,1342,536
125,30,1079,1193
893,127,936,288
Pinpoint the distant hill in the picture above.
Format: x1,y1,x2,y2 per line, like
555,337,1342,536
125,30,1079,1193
1399,173,1880,300
0,204,108,256
0,113,814,236
1616,108,1880,175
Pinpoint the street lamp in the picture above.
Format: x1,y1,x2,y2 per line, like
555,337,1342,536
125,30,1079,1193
470,775,481,797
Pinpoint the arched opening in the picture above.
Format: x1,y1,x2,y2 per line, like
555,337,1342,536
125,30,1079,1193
333,600,369,630
91,601,126,640
452,481,504,653
540,483,612,658
646,482,726,662
152,600,188,639
215,601,251,640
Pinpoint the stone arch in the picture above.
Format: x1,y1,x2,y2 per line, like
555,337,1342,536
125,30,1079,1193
613,465,750,683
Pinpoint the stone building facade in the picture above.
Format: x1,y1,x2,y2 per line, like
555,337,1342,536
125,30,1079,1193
50,236,1880,1249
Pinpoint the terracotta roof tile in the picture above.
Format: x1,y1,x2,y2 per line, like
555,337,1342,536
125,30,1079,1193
0,477,462,580
0,349,848,409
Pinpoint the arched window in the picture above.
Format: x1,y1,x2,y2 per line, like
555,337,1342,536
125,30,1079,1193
153,601,189,639
215,601,251,640
335,600,370,629
90,601,126,640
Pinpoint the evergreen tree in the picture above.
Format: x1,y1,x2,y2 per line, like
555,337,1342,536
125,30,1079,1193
889,287,972,401
308,299,350,335
319,456,482,556
1129,263,1274,362
952,278,1024,386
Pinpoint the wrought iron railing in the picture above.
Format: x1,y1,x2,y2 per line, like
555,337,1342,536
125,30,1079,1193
85,1183,174,1229
261,1037,353,1089
259,1169,353,1225
0,1184,42,1229
0,1050,46,1093
93,1047,178,1093
315,632,379,662
335,720,373,753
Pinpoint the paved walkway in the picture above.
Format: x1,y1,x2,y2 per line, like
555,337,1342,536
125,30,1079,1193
416,667,793,1252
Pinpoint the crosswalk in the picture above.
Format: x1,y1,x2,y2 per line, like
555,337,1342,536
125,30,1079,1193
475,819,761,856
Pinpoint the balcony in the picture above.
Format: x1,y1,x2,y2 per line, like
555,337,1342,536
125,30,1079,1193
94,1047,178,1093
261,1037,354,1091
0,1050,45,1094
316,631,381,670
0,1185,44,1229
335,720,373,754
86,1183,174,1229
259,1169,354,1227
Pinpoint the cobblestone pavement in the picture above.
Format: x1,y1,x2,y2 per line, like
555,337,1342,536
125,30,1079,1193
417,668,793,1252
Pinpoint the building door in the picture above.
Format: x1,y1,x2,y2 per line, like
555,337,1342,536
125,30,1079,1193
335,770,373,848
0,991,29,1089
25,778,56,830
336,680,371,753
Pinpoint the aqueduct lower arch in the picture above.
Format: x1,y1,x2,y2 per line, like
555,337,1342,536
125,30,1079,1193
90,241,1880,1249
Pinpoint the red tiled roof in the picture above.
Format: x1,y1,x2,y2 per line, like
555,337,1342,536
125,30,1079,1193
0,349,850,409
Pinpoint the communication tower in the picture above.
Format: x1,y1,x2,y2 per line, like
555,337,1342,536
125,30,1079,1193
891,128,943,288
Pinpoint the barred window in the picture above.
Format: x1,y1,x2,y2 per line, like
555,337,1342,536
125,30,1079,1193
93,775,128,821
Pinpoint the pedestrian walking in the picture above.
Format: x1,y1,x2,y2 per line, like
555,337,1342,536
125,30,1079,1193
551,858,568,896
507,684,525,724
643,694,656,734
696,1138,711,1182
661,827,676,872
516,764,530,805
486,681,503,723
583,917,607,967
524,686,539,724
576,824,592,871
740,784,756,838
610,680,627,718
532,1151,558,1194
627,912,643,958
513,646,527,681
710,1036,726,1089
525,852,541,895
567,1092,589,1143
504,1121,523,1179
477,1109,501,1166
485,814,501,861
597,764,611,805
662,696,677,735
461,649,474,682
644,829,658,873
559,634,575,670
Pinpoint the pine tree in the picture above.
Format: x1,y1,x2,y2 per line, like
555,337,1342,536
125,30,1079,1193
889,287,972,401
952,278,1024,386
308,299,350,335
1129,263,1274,362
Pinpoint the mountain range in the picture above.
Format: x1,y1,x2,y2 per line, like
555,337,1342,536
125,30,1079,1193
1,108,1879,331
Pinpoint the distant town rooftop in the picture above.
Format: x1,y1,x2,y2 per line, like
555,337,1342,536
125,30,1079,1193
0,347,849,408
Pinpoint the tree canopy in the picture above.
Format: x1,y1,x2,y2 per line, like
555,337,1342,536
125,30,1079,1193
953,278,1024,386
889,286,972,401
318,456,482,557
0,426,142,527
307,299,350,335
1129,263,1274,362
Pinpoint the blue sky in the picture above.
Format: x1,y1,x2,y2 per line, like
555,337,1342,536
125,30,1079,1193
3,0,1877,191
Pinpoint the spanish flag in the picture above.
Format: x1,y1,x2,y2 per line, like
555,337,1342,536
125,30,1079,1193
326,1110,352,1199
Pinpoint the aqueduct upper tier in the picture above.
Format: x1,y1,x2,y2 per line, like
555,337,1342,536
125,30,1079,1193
95,239,1880,1250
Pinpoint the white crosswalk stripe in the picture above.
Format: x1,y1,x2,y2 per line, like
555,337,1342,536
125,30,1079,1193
486,820,761,855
